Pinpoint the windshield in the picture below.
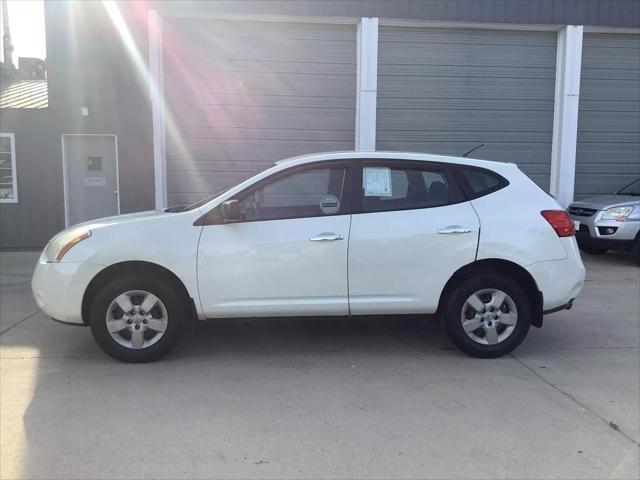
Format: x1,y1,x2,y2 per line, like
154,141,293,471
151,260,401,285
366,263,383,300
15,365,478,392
164,189,228,213
617,178,640,196
163,162,282,213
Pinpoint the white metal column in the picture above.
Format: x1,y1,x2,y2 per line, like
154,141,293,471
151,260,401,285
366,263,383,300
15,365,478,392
148,9,167,210
355,17,379,151
550,25,584,207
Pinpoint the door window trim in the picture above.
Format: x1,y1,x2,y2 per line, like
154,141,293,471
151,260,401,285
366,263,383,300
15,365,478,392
352,158,467,214
197,160,354,226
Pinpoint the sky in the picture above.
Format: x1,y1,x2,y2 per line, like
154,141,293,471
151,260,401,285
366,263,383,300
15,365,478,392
1,0,46,63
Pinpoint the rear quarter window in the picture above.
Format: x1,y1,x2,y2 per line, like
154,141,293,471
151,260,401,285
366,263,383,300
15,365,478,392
456,166,509,199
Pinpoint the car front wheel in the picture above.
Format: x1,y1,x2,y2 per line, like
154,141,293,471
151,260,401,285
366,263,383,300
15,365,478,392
632,238,640,266
89,275,187,362
443,273,531,358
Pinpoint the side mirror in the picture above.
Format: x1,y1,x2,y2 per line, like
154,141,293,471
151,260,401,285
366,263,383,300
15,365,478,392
221,199,241,222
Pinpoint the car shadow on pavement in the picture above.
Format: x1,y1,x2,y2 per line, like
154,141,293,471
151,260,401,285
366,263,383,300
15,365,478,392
173,314,453,361
12,315,470,480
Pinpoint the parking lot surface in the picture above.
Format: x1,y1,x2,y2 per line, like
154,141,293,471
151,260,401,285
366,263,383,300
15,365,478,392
1,250,639,479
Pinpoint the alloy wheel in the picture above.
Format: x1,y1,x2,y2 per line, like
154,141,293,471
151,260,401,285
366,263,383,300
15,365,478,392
460,288,518,345
105,290,168,350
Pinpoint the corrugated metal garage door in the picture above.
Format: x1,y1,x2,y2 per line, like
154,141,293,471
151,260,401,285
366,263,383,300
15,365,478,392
575,33,640,199
162,19,356,206
376,27,557,189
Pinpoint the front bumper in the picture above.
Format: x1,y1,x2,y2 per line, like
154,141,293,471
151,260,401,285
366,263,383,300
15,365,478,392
570,210,639,251
575,232,635,251
32,255,105,325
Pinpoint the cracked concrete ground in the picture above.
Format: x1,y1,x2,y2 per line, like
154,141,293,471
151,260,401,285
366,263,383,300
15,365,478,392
1,250,638,479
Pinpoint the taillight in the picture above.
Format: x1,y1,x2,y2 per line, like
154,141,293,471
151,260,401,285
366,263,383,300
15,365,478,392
541,210,575,237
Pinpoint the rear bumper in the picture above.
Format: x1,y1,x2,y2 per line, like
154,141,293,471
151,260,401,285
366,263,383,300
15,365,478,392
32,256,105,325
526,243,585,312
543,299,574,315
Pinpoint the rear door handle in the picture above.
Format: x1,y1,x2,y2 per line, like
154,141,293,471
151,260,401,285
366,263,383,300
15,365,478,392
310,232,344,242
437,226,472,234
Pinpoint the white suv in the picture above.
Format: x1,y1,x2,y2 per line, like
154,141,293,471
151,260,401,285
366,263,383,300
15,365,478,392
32,152,585,362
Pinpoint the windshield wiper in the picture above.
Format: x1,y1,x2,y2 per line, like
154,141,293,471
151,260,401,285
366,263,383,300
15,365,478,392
164,205,189,213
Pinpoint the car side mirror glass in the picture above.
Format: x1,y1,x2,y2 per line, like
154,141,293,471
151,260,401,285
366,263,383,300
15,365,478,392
221,199,241,222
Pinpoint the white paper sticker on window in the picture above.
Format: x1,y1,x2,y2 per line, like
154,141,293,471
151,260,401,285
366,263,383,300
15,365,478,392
364,167,392,197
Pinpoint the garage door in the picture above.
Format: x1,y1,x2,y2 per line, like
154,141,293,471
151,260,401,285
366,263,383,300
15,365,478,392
376,27,557,189
162,19,356,206
575,33,640,200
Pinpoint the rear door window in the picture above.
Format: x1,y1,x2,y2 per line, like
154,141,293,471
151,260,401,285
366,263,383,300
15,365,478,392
361,162,463,213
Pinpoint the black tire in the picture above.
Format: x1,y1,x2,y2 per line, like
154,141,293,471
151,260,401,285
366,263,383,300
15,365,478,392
89,274,188,362
442,273,531,358
632,238,640,266
577,237,608,255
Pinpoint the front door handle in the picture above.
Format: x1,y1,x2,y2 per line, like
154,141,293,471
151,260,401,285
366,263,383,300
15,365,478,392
310,232,344,242
437,226,472,234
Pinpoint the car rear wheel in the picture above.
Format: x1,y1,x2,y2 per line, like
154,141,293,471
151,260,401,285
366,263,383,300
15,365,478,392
443,273,531,358
576,237,608,255
89,274,187,362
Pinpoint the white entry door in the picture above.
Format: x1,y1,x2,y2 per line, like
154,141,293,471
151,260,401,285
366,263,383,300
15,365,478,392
63,135,119,226
197,163,352,318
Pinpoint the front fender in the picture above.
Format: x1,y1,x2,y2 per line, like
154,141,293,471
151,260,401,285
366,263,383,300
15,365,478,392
60,210,204,316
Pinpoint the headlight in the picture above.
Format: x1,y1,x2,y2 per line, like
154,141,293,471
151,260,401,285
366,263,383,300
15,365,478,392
601,206,634,222
44,228,92,262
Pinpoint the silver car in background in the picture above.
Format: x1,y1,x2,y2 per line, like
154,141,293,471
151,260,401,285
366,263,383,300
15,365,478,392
568,178,640,264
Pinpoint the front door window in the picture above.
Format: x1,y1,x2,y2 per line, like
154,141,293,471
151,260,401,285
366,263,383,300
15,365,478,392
236,166,348,222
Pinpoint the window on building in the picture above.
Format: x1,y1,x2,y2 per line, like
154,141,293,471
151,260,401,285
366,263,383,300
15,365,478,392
0,133,17,202
0,0,48,109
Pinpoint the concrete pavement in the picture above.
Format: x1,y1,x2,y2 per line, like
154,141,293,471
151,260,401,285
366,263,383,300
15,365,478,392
1,250,638,479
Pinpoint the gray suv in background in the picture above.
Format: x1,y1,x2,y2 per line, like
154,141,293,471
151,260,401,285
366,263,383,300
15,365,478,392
569,178,640,264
